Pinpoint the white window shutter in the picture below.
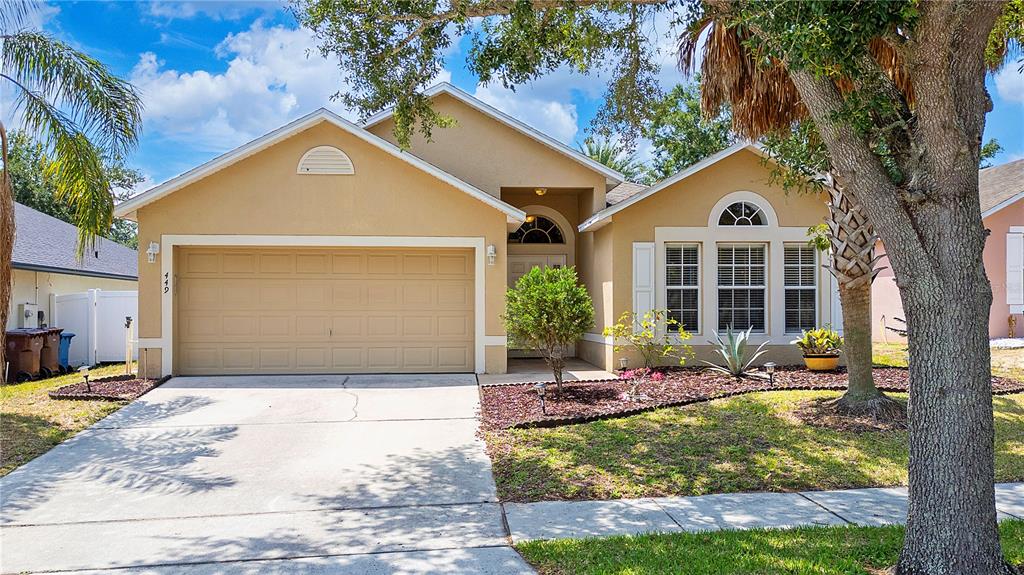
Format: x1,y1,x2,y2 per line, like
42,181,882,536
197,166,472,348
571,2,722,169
1008,233,1024,305
633,242,655,326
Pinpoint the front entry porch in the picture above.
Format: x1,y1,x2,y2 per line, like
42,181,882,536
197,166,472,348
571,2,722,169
477,358,617,386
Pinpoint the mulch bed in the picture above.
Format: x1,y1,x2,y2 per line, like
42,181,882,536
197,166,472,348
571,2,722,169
480,366,1024,430
48,374,163,401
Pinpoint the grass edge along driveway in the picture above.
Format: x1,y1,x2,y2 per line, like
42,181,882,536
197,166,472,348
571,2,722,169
1,364,134,476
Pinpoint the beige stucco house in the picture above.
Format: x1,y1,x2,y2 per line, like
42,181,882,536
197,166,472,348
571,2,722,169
116,83,840,378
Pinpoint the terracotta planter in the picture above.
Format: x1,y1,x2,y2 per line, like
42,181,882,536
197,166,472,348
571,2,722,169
803,354,840,371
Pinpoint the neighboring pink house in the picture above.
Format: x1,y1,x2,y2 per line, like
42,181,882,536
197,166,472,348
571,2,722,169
873,159,1024,342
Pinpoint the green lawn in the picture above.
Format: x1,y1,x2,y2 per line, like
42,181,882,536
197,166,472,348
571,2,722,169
517,521,1024,575
486,346,1024,502
874,342,1024,380
486,390,1024,501
1,363,135,476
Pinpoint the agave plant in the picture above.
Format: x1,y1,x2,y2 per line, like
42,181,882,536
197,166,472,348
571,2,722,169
702,326,771,377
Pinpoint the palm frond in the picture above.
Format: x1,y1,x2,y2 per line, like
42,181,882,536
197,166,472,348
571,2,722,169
0,0,36,33
2,31,142,156
7,77,112,257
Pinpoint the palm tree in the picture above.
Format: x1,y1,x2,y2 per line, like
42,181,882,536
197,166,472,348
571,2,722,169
1,2,143,370
679,19,902,420
577,138,649,183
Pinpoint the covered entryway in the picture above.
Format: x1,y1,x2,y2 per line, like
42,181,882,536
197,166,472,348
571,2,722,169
175,246,475,374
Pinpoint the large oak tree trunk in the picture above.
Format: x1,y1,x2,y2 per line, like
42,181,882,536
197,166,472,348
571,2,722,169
892,209,1005,575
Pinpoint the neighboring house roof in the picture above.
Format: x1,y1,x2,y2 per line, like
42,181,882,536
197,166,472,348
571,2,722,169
362,83,626,186
606,181,648,205
114,108,527,224
580,143,769,232
13,203,138,280
981,158,1024,217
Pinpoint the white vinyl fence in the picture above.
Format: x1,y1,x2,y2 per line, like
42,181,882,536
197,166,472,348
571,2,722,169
51,289,138,367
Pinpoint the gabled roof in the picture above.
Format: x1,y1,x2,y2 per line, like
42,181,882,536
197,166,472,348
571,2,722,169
14,203,138,280
606,181,648,205
362,83,626,186
114,108,526,224
981,158,1024,218
580,143,768,232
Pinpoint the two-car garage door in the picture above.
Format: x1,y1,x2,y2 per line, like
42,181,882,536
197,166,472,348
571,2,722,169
175,247,475,374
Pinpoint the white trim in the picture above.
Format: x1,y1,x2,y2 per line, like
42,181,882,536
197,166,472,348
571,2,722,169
983,190,1024,219
708,191,778,228
654,225,817,343
579,143,770,232
1010,226,1024,233
115,108,526,224
582,332,615,345
482,335,508,346
155,235,492,376
362,83,625,185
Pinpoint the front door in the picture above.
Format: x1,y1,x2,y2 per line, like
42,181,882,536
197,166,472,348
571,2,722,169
507,254,571,358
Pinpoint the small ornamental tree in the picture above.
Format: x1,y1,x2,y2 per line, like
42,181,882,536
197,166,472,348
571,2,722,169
603,309,692,369
503,266,594,396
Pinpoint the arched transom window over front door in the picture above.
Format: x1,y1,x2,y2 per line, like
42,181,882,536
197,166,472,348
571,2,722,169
719,201,768,226
509,216,565,244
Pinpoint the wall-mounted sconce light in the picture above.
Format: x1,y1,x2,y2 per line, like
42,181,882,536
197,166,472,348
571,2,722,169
146,242,160,263
487,244,497,266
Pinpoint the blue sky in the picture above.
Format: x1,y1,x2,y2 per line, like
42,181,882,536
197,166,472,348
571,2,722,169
11,1,1024,190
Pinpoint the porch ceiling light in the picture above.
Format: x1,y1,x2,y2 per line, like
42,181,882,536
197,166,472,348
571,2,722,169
534,187,547,196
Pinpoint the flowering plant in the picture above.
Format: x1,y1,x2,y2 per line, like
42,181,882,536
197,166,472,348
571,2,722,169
619,367,665,401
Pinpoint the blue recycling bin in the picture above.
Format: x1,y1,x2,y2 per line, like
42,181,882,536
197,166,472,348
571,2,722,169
58,332,75,373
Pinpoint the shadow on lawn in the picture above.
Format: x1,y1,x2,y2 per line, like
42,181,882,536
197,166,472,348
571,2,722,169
0,394,237,523
489,391,917,502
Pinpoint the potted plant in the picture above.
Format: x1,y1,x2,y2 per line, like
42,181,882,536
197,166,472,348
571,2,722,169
791,327,843,371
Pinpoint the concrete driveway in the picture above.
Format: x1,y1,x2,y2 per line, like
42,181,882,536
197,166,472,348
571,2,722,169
0,375,534,574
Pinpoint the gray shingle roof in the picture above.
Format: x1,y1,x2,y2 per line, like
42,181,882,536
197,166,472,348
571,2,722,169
12,203,138,280
606,181,648,205
980,158,1024,214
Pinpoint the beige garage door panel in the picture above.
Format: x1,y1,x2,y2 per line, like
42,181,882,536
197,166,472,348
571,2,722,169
175,247,474,374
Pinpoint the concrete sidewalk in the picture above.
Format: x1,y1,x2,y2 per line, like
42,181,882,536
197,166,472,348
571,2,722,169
504,483,1024,542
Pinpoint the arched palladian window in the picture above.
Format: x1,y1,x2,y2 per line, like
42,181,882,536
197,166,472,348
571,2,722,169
508,215,565,244
718,201,767,226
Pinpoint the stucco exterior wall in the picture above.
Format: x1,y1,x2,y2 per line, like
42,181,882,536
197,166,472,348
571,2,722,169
134,121,510,374
366,93,609,209
8,268,137,330
872,199,1023,341
582,149,832,370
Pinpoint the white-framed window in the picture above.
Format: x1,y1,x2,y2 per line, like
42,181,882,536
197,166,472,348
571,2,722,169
508,216,565,244
718,201,768,226
784,245,817,333
717,243,766,332
666,243,700,333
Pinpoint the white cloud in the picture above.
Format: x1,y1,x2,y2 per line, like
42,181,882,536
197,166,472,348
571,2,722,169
146,1,282,22
130,21,355,152
473,82,580,144
994,66,1024,104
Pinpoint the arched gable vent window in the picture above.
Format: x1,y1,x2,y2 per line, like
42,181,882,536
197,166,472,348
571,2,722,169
509,216,565,244
719,201,767,226
297,145,354,175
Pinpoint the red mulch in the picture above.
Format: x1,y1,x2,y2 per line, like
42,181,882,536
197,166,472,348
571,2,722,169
48,374,161,401
479,366,1024,430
